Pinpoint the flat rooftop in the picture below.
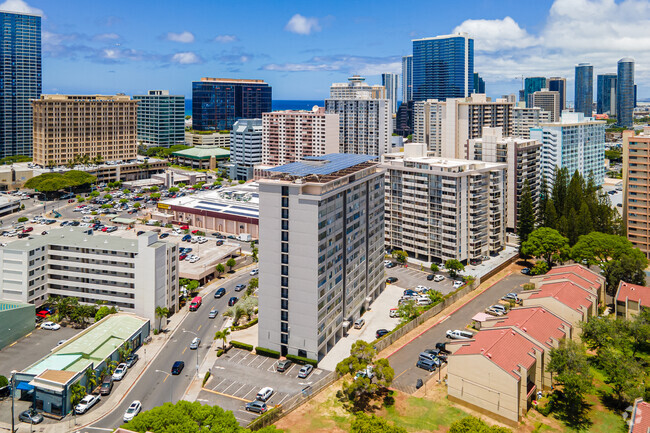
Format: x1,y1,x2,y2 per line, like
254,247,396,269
160,183,260,219
23,313,148,377
0,300,32,312
265,154,378,179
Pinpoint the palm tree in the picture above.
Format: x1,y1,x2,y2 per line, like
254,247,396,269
155,306,169,331
46,160,56,171
84,368,98,393
214,328,231,350
117,341,132,362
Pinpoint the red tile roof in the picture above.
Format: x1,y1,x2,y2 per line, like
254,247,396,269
631,400,650,433
616,281,650,306
528,281,595,312
484,306,571,349
540,272,598,293
546,264,603,287
453,328,542,379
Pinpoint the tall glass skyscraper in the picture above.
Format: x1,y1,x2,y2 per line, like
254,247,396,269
381,73,399,114
574,63,593,118
617,58,635,128
0,11,42,158
412,33,473,101
548,77,567,112
596,73,617,115
401,55,412,103
523,77,546,107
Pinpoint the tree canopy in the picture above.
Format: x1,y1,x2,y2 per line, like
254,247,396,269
350,413,407,433
517,179,536,250
25,170,96,192
520,227,569,267
448,416,512,433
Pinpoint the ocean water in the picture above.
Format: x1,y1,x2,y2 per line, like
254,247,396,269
185,99,325,116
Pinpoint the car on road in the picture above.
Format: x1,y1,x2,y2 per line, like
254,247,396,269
57,339,67,346
41,230,48,235
41,321,60,331
190,337,201,349
277,359,292,372
256,387,274,402
75,394,101,414
112,363,128,381
100,376,114,396
416,358,437,372
214,288,226,298
298,365,313,378
386,276,398,284
446,329,474,340
434,275,445,282
235,284,247,292
250,268,259,276
123,400,142,423
18,409,43,424
354,318,365,329
125,353,139,368
228,296,238,306
171,361,185,375
376,329,389,339
245,400,267,414
208,308,218,319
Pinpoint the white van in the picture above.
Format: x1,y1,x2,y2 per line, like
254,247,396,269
446,329,474,340
146,220,160,226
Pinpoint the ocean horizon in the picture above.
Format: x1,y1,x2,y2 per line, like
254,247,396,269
185,99,325,117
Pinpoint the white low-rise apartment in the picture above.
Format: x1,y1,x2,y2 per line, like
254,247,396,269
382,143,506,264
0,228,179,325
258,154,385,360
513,105,551,139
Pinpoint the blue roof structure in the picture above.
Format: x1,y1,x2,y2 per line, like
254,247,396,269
265,154,378,177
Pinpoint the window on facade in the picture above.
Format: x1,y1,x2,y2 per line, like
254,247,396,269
281,299,288,309
281,265,288,276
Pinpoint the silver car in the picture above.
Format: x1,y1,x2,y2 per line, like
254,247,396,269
190,337,201,349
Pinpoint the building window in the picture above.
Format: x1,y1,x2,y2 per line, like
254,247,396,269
282,186,289,196
281,265,288,276
281,276,288,286
281,311,288,321
281,231,289,242
281,242,289,253
281,322,288,332
281,197,289,207
281,333,288,344
281,299,288,309
281,254,288,264
281,220,289,230
281,288,288,299
281,208,289,219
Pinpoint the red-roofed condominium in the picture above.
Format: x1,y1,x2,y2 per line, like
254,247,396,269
616,281,650,320
629,398,650,433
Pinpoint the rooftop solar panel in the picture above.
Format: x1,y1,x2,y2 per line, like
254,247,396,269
265,154,377,176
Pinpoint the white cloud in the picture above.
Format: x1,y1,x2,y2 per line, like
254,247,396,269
214,34,238,43
94,33,120,41
166,31,195,43
284,14,321,35
171,51,202,64
453,16,539,52
0,0,43,16
262,55,400,74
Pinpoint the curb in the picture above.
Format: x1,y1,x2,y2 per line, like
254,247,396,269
385,270,514,359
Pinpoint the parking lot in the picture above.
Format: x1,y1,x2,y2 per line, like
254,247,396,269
385,265,459,295
199,349,330,425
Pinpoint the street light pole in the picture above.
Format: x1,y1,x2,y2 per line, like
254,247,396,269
11,370,15,433
155,370,173,403
182,329,200,378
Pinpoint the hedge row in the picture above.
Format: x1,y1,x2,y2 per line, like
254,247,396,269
202,371,211,387
248,407,282,431
231,317,258,331
230,340,253,351
286,354,318,367
255,346,280,359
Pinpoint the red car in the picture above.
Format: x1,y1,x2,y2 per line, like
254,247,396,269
102,227,108,232
191,229,199,234
36,310,50,318
180,225,189,230
23,227,33,233
179,254,187,261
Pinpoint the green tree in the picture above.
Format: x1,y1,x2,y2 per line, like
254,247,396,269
551,166,569,214
249,277,258,291
251,247,258,263
0,375,8,388
155,306,169,331
520,227,569,268
95,305,117,322
215,263,225,277
392,250,408,265
599,346,644,407
575,201,593,239
397,300,418,323
214,328,231,350
350,413,407,433
445,259,464,278
226,257,236,272
517,179,536,249
430,263,439,272
449,416,512,433
427,289,443,305
58,296,80,322
538,175,549,226
84,368,99,393
69,382,86,407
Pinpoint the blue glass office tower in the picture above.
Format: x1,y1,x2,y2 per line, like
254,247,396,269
192,78,272,131
596,73,617,115
473,72,485,94
524,77,546,107
412,33,473,101
616,58,635,128
574,63,593,118
0,11,41,158
548,77,567,112
401,55,413,103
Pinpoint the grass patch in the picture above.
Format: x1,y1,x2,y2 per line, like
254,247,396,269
382,394,467,431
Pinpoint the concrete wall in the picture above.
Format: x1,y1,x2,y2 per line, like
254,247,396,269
0,302,35,349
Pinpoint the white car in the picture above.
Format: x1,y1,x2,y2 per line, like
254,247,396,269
434,275,445,282
415,285,429,292
41,321,60,331
256,387,274,402
198,237,208,244
250,269,259,276
75,394,101,414
112,363,128,381
123,400,141,422
453,280,464,289
189,256,200,263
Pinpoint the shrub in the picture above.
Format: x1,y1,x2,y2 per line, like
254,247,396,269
216,349,224,357
230,340,253,351
255,347,280,359
17,217,28,223
523,283,536,291
286,354,318,367
248,407,282,431
153,328,159,335
0,375,8,388
202,371,211,387
231,318,258,331
530,261,549,275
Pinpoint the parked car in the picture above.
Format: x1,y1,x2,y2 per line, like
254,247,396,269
256,387,274,402
298,364,313,378
112,363,128,381
228,296,238,307
421,348,447,362
386,276,398,284
521,267,531,275
159,233,169,239
181,234,191,242
403,289,417,297
376,329,389,339
416,296,432,306
235,284,247,292
208,308,218,319
486,306,506,316
435,342,450,353
125,353,139,368
385,262,396,268
179,254,187,261
277,359,292,372
171,361,185,375
100,376,114,396
446,329,474,340
426,274,435,281
245,400,267,414
123,400,142,423
191,229,200,234
502,292,520,303
41,321,60,331
136,231,145,236
416,358,437,372
452,280,464,289
75,394,101,414
18,409,43,424
250,269,259,276
180,225,189,230
490,304,508,314
389,308,399,318
190,337,201,349
23,226,33,233
434,275,445,282
354,318,365,329
214,288,226,298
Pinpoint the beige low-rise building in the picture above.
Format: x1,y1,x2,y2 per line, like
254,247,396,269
532,264,605,304
184,130,231,148
616,281,650,319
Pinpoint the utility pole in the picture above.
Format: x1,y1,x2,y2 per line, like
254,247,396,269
11,370,16,433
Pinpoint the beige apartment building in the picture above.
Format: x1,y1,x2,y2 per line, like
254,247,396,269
467,127,541,232
262,107,339,166
531,89,560,122
32,94,137,167
330,75,385,99
513,105,551,139
382,143,506,264
615,281,650,319
624,127,650,258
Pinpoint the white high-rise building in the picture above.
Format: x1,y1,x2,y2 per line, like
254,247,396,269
257,154,385,360
382,73,399,114
0,228,179,325
329,75,384,99
402,55,413,103
230,118,262,180
325,98,391,156
531,112,606,187
382,143,506,264
513,105,552,139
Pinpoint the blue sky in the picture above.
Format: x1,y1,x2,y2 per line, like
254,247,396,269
1,0,648,100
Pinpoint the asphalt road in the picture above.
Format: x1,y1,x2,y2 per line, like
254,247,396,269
85,270,254,430
387,272,531,393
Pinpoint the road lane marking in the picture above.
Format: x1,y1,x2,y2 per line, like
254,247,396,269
163,375,168,383
233,383,247,396
197,324,202,332
278,393,290,405
222,381,238,393
214,378,228,390
242,387,256,399
393,367,411,382
182,347,187,355
201,387,249,402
